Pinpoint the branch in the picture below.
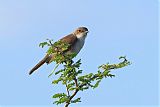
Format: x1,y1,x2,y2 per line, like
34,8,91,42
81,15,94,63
65,78,79,107
65,83,70,96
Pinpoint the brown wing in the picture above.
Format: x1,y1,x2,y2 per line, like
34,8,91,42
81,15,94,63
60,34,77,45
60,34,77,51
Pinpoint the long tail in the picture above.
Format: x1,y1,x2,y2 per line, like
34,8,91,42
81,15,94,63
29,55,49,75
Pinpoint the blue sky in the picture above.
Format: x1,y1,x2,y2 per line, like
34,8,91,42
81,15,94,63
0,0,158,107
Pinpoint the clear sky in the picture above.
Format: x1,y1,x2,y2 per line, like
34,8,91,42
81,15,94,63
0,0,158,107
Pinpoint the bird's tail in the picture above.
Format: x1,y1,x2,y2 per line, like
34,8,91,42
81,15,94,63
29,55,49,75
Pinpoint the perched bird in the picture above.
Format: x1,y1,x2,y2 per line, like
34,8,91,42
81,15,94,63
29,27,89,75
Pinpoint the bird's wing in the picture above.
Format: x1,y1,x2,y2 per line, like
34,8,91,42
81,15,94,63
60,34,77,51
60,34,77,45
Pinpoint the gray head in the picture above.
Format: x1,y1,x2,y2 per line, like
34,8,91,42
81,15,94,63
73,27,89,37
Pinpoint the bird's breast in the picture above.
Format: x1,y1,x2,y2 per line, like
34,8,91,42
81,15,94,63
72,38,85,54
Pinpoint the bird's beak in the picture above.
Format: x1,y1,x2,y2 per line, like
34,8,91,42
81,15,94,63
85,31,89,33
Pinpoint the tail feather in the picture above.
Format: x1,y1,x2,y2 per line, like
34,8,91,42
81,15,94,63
29,55,49,75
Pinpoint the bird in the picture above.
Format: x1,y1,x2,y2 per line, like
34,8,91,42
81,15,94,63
29,27,89,75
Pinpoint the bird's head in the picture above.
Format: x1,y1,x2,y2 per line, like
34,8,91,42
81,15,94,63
73,27,89,38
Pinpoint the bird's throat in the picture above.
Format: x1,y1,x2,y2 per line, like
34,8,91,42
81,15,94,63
73,34,86,54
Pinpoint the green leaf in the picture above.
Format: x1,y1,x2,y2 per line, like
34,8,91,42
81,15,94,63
71,98,81,103
52,93,67,98
39,42,48,48
93,80,101,89
69,87,76,91
108,74,115,78
55,69,64,75
103,70,110,77
59,97,68,103
73,59,81,68
79,86,89,91
67,82,75,89
52,77,63,84
48,64,60,77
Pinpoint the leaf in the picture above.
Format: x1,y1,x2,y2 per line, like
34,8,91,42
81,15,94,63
79,86,89,91
53,96,68,105
52,93,67,98
48,64,60,77
103,70,110,77
59,97,69,104
108,74,115,78
71,98,81,103
69,87,76,91
55,69,64,75
52,77,63,84
93,80,101,89
75,70,82,76
53,101,59,105
39,42,48,48
67,82,75,89
73,59,81,68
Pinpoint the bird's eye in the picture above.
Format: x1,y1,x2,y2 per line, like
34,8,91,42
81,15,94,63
78,30,82,32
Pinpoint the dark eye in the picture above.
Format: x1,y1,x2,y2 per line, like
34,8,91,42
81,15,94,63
78,30,82,32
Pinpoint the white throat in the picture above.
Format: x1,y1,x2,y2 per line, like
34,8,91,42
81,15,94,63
76,33,86,39
73,33,87,54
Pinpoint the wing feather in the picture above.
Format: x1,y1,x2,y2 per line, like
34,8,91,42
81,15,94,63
60,34,77,45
